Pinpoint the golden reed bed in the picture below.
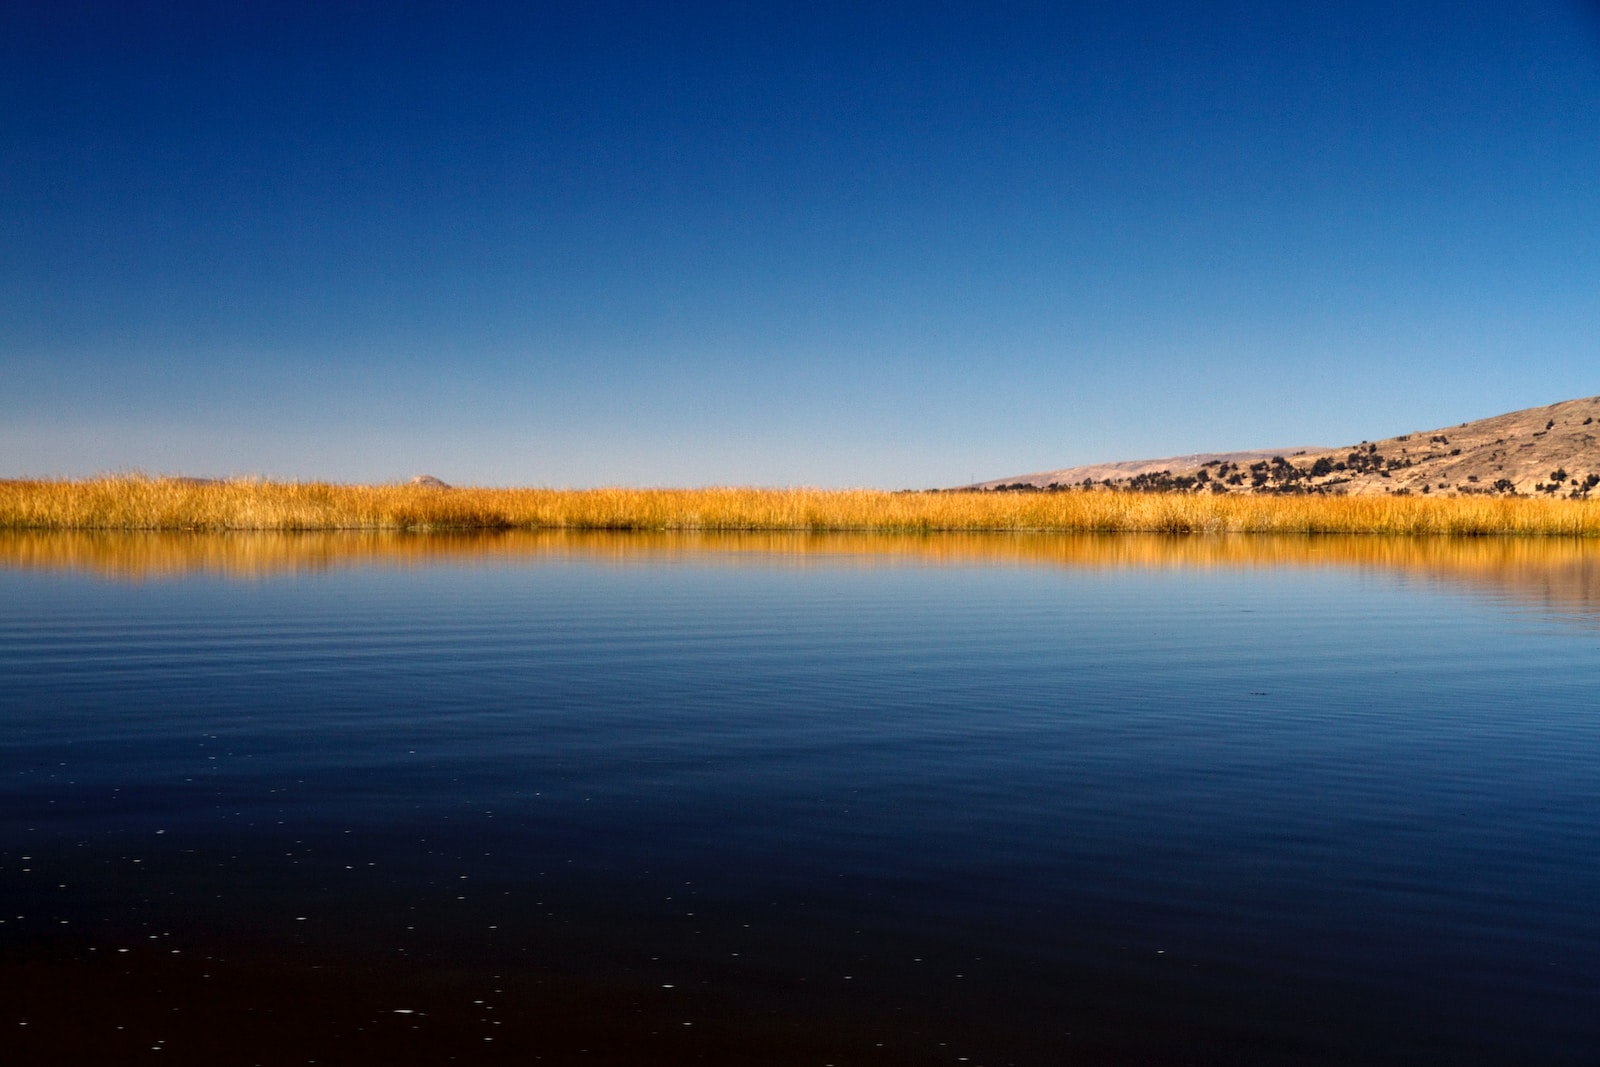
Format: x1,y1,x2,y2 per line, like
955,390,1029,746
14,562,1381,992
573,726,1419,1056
3,476,1600,536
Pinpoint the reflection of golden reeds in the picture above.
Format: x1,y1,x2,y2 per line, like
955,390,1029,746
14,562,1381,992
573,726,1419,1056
3,477,1600,535
5,529,1600,619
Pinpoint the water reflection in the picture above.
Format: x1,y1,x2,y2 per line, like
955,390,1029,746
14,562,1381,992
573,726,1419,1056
6,527,1600,1064
5,528,1600,617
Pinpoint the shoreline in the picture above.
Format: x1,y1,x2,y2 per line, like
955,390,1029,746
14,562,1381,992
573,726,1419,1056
3,476,1599,537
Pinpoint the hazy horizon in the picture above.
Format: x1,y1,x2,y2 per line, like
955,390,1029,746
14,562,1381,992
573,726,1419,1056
5,2,1599,488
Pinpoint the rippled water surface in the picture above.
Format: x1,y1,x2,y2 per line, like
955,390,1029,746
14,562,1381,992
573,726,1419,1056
3,532,1599,1064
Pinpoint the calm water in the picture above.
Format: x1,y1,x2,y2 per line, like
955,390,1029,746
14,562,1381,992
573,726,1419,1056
3,532,1599,1065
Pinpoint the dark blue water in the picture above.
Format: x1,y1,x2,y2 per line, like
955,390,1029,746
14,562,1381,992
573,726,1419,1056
3,535,1599,1064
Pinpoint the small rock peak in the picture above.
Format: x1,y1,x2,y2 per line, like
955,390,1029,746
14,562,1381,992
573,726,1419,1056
408,475,451,489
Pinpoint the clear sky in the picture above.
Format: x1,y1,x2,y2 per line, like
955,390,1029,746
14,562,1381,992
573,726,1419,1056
4,1,1599,487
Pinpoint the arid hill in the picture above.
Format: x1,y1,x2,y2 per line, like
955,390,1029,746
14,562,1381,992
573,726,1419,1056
975,394,1600,498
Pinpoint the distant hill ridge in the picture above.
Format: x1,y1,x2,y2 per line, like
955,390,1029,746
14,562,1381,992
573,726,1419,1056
972,395,1600,497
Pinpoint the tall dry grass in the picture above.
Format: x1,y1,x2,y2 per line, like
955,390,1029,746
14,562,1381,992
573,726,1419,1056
3,476,1600,536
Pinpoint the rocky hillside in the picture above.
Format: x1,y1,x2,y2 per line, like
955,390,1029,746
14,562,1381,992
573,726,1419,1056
976,395,1600,497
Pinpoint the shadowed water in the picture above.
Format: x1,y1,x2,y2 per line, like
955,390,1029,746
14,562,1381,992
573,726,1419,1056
3,532,1598,1064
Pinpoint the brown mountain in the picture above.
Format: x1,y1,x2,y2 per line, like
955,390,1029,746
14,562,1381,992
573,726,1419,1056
974,394,1600,497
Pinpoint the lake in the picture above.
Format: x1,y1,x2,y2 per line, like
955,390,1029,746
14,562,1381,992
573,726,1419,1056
3,531,1598,1065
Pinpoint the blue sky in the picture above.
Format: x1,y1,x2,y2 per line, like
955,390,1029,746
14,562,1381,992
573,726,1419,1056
4,1,1598,487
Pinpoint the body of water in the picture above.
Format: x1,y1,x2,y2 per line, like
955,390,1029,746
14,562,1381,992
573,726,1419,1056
2,532,1598,1064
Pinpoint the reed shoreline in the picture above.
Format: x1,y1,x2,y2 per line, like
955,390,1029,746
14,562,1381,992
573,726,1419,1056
4,476,1600,537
